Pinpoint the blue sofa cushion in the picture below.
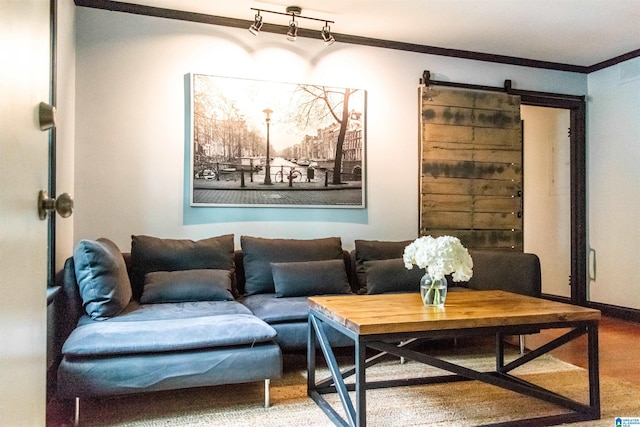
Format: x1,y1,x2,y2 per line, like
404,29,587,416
131,234,235,300
241,294,310,323
140,269,234,304
364,258,425,294
271,259,352,298
76,300,252,326
354,239,412,290
73,238,132,320
63,313,276,357
464,250,541,297
241,236,344,296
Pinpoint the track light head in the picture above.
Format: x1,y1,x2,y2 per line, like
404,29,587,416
321,23,335,46
286,18,298,42
249,12,263,35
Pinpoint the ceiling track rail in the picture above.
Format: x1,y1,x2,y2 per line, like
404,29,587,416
420,70,585,105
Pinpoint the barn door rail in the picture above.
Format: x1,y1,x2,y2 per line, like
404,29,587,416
420,70,585,104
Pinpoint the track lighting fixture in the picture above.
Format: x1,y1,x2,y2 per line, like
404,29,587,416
249,12,263,35
248,6,335,45
286,17,298,41
321,23,334,46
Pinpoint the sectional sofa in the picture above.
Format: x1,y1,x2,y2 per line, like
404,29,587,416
53,234,541,424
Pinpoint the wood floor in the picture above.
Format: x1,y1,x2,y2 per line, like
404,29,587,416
526,315,640,384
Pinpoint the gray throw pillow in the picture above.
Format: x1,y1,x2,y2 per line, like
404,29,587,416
354,239,412,289
364,258,424,294
241,236,344,295
73,238,132,320
141,269,234,304
271,259,352,298
130,234,234,300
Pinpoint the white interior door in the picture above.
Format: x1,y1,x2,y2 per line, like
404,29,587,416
0,1,51,425
522,105,571,298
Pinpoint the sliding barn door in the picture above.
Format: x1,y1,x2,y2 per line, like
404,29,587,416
419,86,523,250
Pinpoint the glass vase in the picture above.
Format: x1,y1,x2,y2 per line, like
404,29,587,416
420,273,448,307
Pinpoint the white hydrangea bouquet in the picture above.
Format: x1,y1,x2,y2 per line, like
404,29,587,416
403,235,473,305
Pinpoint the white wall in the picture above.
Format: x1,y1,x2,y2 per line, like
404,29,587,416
74,7,587,253
522,106,571,298
587,57,640,309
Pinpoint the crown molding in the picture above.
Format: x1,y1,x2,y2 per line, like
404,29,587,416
74,0,640,74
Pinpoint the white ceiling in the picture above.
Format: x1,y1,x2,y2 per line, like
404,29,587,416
112,0,640,67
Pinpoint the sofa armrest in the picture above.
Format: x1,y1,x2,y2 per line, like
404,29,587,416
52,257,84,356
465,250,541,298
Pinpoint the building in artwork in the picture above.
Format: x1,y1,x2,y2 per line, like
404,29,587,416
288,112,363,178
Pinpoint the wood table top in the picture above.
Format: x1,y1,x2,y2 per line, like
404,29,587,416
308,290,601,336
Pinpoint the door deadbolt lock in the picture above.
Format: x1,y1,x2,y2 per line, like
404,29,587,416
38,190,74,220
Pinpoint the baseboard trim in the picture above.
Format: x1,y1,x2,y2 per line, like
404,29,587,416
587,301,640,323
542,293,640,323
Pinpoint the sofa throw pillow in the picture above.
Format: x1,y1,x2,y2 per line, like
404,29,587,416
271,259,352,298
130,234,234,300
241,236,344,296
364,258,424,294
354,239,412,290
73,238,132,320
140,269,234,304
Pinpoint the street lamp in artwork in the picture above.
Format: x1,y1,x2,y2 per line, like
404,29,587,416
263,108,273,185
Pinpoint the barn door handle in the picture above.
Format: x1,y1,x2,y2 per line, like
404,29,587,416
38,190,73,220
514,190,523,218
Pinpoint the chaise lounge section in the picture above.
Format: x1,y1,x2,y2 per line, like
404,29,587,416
55,235,283,424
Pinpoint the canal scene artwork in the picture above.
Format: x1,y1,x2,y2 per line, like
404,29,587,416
189,74,366,208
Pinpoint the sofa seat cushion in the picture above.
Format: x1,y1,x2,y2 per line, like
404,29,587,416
58,343,282,398
241,293,311,324
76,300,252,326
63,313,276,357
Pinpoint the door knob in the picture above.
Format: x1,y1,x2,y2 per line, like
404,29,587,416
38,190,73,220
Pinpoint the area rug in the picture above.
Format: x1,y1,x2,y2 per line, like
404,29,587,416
73,349,640,427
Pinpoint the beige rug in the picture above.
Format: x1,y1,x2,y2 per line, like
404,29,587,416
75,350,640,427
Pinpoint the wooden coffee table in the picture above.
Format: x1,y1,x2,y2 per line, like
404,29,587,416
307,290,601,427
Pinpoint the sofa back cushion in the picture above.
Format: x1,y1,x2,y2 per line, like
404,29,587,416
271,259,352,298
464,249,542,297
73,238,132,320
241,236,344,296
140,269,234,304
130,234,235,300
354,239,412,291
363,258,425,294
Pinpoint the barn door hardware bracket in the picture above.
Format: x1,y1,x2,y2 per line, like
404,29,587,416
421,70,431,86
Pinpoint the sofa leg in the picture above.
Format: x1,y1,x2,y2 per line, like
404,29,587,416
519,335,526,354
264,379,270,408
74,397,80,426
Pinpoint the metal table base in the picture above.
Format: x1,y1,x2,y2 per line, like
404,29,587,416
307,311,600,427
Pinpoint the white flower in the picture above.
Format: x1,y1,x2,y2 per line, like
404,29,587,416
403,235,473,282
